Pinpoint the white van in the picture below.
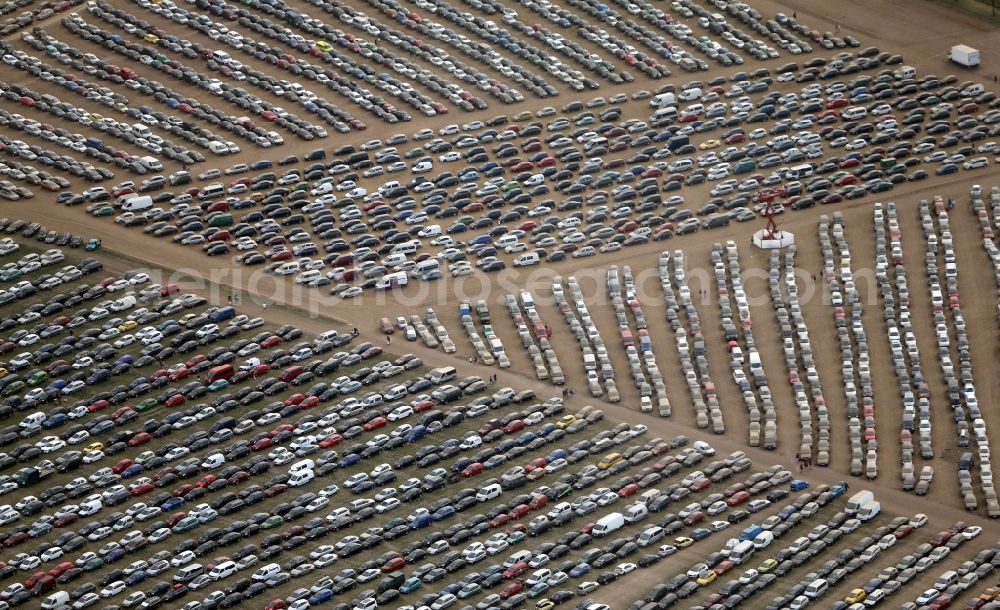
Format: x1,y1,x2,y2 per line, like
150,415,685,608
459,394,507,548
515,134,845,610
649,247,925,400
513,252,539,267
729,540,756,564
122,196,153,212
209,560,237,581
289,459,315,474
894,65,916,80
392,241,419,255
804,578,828,598
624,503,648,524
201,453,225,469
679,87,702,101
414,259,440,276
476,483,502,503
20,411,46,428
592,512,625,537
173,563,204,583
288,469,315,487
650,92,676,107
936,571,958,589
637,525,665,547
382,253,407,267
496,235,519,249
252,563,281,582
41,592,70,610
753,531,774,549
199,183,225,200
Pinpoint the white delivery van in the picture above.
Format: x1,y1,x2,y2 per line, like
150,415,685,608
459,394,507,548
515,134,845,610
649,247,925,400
650,92,676,107
637,526,665,547
201,453,226,470
513,252,539,267
199,183,225,199
41,592,70,610
592,512,625,537
209,560,237,581
857,500,880,521
392,241,419,255
122,195,153,212
375,271,408,289
804,578,828,599
679,87,702,101
252,563,281,582
729,540,756,564
753,531,774,549
624,503,648,524
289,459,315,474
382,253,407,267
288,469,315,487
845,490,874,514
173,563,204,583
477,484,502,503
414,259,440,276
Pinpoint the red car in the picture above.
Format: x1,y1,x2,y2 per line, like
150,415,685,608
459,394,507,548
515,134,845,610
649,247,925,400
112,459,134,474
128,432,152,447
504,420,525,434
300,396,320,409
284,393,305,406
320,434,343,448
502,562,528,579
462,463,484,477
252,438,274,451
363,417,387,431
490,514,510,528
500,581,525,599
726,491,751,506
169,368,191,382
381,557,405,572
165,394,186,407
173,484,195,497
508,504,530,520
689,478,711,492
618,484,640,498
86,399,109,412
260,335,283,348
196,474,218,488
131,482,154,496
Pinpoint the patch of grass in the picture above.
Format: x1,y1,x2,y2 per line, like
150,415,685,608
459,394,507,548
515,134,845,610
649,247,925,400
927,0,1000,24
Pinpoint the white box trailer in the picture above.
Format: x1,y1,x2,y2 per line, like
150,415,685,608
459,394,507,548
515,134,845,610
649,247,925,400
949,45,980,68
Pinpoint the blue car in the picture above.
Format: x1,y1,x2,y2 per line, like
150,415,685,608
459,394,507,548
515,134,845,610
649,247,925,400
790,480,809,492
569,563,591,578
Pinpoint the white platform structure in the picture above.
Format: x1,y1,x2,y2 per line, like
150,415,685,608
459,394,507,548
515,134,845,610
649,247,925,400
752,228,795,249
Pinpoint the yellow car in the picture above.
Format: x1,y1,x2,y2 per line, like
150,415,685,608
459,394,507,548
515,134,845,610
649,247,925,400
513,111,534,121
845,589,867,604
144,33,159,44
179,313,197,325
556,415,576,429
0,367,7,377
696,571,717,586
315,41,333,53
119,320,138,332
980,588,999,602
534,600,555,610
699,139,720,150
674,536,694,548
84,442,105,454
598,453,622,470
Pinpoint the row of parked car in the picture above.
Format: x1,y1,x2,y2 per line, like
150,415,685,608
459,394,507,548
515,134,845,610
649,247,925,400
711,242,774,449
766,246,830,465
917,196,998,517
819,213,877,479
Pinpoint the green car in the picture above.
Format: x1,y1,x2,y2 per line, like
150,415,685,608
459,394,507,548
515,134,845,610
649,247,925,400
759,558,779,573
83,557,105,571
134,450,156,464
404,147,424,159
26,371,48,386
172,516,199,533
92,206,114,217
400,577,422,593
262,515,284,529
2,380,24,396
135,398,158,412
208,379,229,392
0,268,21,281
